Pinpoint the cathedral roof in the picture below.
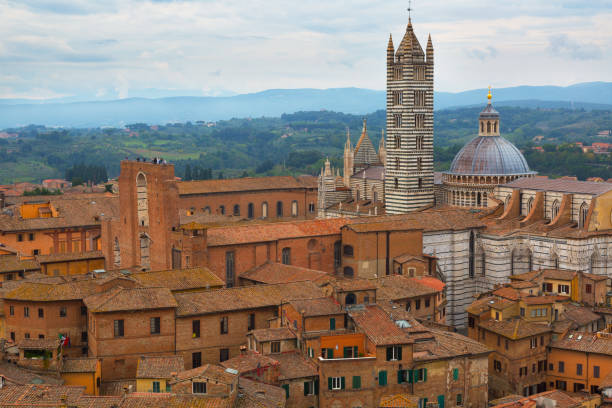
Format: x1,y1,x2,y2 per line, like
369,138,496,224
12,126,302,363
354,120,381,166
480,103,500,120
448,135,534,176
396,20,424,58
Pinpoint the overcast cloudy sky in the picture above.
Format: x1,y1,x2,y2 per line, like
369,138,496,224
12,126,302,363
0,0,610,99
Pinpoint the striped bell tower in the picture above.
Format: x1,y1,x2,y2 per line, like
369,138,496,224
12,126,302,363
384,16,435,213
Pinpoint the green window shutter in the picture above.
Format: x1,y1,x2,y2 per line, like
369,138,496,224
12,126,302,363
437,395,445,408
330,318,336,330
327,348,334,359
281,384,289,399
423,368,428,382
314,379,319,395
453,368,458,381
398,346,403,361
303,381,308,396
352,375,361,389
343,346,351,358
408,369,414,384
353,345,358,357
398,370,404,384
379,370,388,386
340,376,345,390
424,398,428,407
457,394,462,405
328,377,333,390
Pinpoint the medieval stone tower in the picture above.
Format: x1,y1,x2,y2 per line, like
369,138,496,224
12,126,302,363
384,18,435,213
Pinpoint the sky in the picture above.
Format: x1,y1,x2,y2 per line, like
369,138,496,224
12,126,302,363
0,0,611,100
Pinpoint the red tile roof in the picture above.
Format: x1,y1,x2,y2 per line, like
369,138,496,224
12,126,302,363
415,277,445,292
220,351,279,374
177,175,317,195
478,318,551,340
136,356,184,379
240,262,328,285
350,305,413,345
550,332,612,355
207,218,345,246
251,327,296,343
84,287,177,313
289,297,343,317
272,351,317,380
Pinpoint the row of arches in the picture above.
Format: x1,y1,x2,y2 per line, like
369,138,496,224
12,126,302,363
447,190,488,208
443,173,528,185
200,201,300,218
480,120,498,134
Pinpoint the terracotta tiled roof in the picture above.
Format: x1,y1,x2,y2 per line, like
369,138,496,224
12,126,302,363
581,272,608,281
18,338,60,350
251,327,296,343
61,358,98,374
412,329,490,361
376,275,438,300
0,196,118,232
350,305,413,345
0,384,85,406
510,270,541,282
521,295,569,305
240,262,328,285
236,377,286,408
492,287,521,301
0,361,63,385
542,269,577,281
84,287,177,313
466,296,497,315
550,332,612,355
509,281,539,289
136,356,184,379
478,318,551,340
289,297,343,317
330,278,377,292
0,254,40,273
174,281,324,317
561,304,602,328
490,390,584,408
130,267,224,291
345,208,485,233
501,177,612,195
488,297,516,310
36,250,104,264
416,277,446,292
220,351,279,374
272,351,317,380
171,364,237,385
177,175,317,195
207,218,345,246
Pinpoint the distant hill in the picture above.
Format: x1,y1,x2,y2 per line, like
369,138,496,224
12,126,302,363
1,82,611,128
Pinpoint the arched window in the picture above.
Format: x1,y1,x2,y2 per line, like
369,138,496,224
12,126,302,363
590,252,598,274
510,249,515,276
394,178,399,189
552,253,559,269
579,202,588,229
416,135,423,150
247,203,254,219
345,293,356,305
140,233,150,270
276,201,283,217
233,204,240,216
481,250,486,276
526,197,534,215
343,245,354,257
480,122,484,133
528,249,533,272
551,200,560,220
356,189,361,201
203,206,211,215
494,122,498,133
477,192,482,207
395,158,400,170
262,202,268,218
468,231,475,278
136,173,149,227
394,135,401,149
281,248,291,265
343,266,354,277
219,205,225,215
487,121,491,133
113,237,121,266
373,189,378,202
418,178,423,189
334,241,342,268
416,157,422,172
291,200,298,217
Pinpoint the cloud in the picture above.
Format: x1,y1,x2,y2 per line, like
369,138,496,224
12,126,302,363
466,46,499,61
547,34,603,60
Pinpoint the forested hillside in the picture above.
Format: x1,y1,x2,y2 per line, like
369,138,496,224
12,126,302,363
1,106,611,184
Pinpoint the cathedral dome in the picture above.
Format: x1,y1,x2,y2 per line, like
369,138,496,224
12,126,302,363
448,135,534,176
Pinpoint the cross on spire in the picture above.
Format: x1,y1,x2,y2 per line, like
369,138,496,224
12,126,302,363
407,0,413,21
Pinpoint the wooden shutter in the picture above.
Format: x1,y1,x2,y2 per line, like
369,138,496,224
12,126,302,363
341,377,346,389
328,377,332,390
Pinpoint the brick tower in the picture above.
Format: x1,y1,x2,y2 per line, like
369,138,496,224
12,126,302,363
384,17,435,213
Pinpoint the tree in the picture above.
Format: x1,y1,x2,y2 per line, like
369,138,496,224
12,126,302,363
184,165,192,181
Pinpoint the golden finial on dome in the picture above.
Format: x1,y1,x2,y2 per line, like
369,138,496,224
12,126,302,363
487,85,492,103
